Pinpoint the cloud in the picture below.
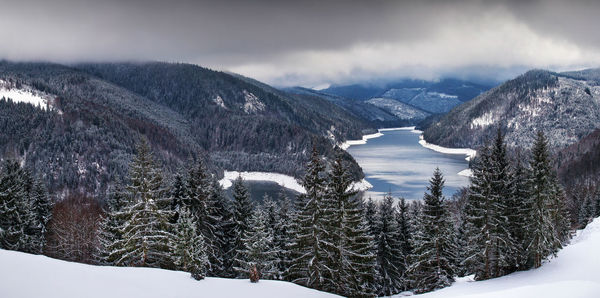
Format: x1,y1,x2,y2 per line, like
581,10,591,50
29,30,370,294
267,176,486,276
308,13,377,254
1,0,599,86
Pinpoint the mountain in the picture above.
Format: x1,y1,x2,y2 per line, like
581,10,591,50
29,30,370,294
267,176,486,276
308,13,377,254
0,61,371,198
366,97,431,121
423,69,600,150
556,128,600,186
283,87,408,127
320,78,492,115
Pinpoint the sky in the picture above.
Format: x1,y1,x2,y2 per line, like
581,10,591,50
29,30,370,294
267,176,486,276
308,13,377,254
2,0,600,87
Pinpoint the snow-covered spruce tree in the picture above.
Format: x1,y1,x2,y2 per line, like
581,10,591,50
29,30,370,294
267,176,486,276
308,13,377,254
184,158,222,275
26,179,52,254
111,139,174,268
462,139,514,280
231,175,254,277
96,184,127,265
173,207,209,280
527,131,564,268
489,129,518,276
364,197,378,237
235,207,278,280
375,194,405,296
288,146,329,290
208,178,235,277
407,168,456,294
505,153,532,272
261,195,282,279
0,159,34,252
323,154,377,297
396,197,413,270
274,190,294,281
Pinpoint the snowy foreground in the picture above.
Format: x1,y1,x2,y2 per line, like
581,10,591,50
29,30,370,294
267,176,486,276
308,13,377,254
0,249,338,298
1,219,598,298
404,217,600,298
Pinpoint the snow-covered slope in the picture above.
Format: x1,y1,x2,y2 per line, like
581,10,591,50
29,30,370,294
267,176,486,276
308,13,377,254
367,97,430,120
0,79,56,111
0,249,338,298
406,217,600,298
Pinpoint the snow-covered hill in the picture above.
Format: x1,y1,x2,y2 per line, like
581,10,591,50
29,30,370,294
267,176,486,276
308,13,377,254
406,217,600,298
1,219,598,298
0,250,338,298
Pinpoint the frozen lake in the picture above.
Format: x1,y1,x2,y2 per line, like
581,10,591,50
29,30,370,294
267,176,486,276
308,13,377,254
346,128,471,200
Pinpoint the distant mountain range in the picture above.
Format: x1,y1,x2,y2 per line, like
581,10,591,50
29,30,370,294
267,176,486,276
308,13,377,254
314,78,492,121
0,61,371,197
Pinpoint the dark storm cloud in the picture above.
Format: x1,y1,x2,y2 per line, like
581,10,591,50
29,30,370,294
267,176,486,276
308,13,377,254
1,0,600,86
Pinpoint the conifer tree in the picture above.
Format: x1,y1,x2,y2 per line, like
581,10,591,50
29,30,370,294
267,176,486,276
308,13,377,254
396,198,413,266
408,168,456,293
323,154,377,297
235,207,278,280
288,146,329,290
231,175,254,277
208,178,235,277
365,197,378,237
505,153,531,271
97,185,127,265
170,173,186,223
274,190,293,281
27,180,52,254
111,139,174,268
375,194,405,296
527,131,563,268
173,207,208,280
184,158,222,274
0,159,33,252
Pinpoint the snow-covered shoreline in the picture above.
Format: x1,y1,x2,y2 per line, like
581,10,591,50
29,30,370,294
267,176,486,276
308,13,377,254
340,126,417,150
218,171,373,194
418,135,477,162
219,171,306,194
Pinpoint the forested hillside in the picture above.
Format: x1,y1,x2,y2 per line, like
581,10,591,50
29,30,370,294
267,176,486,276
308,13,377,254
0,61,370,198
423,69,600,151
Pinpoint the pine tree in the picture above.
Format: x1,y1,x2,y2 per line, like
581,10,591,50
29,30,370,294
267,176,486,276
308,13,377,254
407,168,456,293
173,207,208,280
235,207,278,280
184,158,222,274
170,173,186,223
396,197,413,267
0,159,33,252
364,197,378,237
505,153,532,271
375,194,405,296
111,139,174,268
288,146,329,290
231,175,254,277
97,184,127,265
208,178,235,277
274,190,293,281
323,154,377,297
527,131,563,268
27,180,52,254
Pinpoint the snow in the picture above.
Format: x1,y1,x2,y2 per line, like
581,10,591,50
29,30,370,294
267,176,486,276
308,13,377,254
243,90,265,113
0,249,338,298
470,111,495,129
339,132,384,150
457,169,473,177
213,95,227,109
219,171,306,194
0,80,51,111
418,135,476,162
405,217,600,298
427,92,458,99
218,171,373,194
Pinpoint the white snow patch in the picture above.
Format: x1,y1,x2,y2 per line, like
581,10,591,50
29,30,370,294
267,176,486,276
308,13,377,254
428,92,458,99
339,132,384,150
349,179,373,192
0,80,54,111
418,135,476,162
406,217,600,298
0,249,338,298
457,169,473,177
378,126,416,132
212,95,227,109
470,111,495,129
219,171,305,194
243,90,265,113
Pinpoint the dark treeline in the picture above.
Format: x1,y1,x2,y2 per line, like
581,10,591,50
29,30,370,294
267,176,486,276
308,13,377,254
0,128,586,297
